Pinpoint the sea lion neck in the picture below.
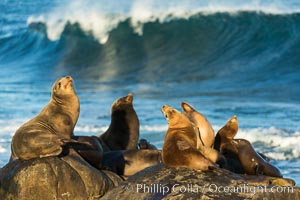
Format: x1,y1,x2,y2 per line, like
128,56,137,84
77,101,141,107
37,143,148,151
51,92,80,125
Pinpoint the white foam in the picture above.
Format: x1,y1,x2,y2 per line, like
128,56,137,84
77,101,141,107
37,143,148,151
0,118,298,160
0,119,27,139
27,0,300,43
74,125,108,134
0,146,6,153
234,127,300,160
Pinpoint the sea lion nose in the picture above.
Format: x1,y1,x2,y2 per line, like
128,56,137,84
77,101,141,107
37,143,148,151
126,93,133,101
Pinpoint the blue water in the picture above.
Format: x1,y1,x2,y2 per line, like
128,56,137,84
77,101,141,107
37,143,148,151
0,0,300,185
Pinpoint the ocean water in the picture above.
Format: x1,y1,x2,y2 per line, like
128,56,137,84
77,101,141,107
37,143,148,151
1,0,300,185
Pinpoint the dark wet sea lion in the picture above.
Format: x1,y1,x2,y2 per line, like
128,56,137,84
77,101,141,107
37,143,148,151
215,116,282,177
161,105,215,171
232,139,282,177
102,149,162,177
98,93,139,152
11,76,80,160
72,135,104,169
181,102,215,148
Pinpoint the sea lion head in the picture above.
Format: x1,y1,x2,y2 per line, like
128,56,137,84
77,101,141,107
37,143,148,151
161,105,191,128
138,139,149,149
181,102,196,113
181,102,197,121
52,76,77,101
218,116,238,140
111,93,133,113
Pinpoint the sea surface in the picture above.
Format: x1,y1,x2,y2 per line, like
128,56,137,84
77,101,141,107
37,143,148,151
0,0,300,185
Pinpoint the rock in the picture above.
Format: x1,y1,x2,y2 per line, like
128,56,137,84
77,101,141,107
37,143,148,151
102,164,300,200
0,152,123,200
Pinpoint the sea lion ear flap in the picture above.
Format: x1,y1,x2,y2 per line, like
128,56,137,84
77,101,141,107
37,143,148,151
181,102,195,112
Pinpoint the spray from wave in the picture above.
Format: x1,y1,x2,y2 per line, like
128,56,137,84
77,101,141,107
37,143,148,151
27,0,300,43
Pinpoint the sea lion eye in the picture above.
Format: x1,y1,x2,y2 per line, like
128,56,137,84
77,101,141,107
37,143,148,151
58,82,61,88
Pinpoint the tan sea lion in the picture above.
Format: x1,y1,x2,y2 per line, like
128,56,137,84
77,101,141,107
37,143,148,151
181,102,215,148
161,105,215,170
138,138,158,150
181,102,225,165
102,149,162,177
11,76,81,160
98,93,139,152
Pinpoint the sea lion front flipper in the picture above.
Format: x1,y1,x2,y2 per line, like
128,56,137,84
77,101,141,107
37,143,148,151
61,138,94,149
12,130,65,160
176,140,192,151
254,163,263,175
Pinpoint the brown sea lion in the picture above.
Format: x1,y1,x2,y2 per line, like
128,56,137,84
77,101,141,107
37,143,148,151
181,102,215,148
214,116,244,173
232,139,282,177
138,138,158,150
161,105,215,170
11,76,81,160
72,135,104,169
214,115,239,151
98,93,139,152
102,149,162,177
215,116,282,177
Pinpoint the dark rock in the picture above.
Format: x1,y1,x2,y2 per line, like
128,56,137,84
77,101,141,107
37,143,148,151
102,164,300,200
0,153,123,200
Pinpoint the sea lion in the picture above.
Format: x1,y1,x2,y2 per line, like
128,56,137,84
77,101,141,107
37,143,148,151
11,76,81,160
181,102,215,148
214,116,244,173
215,116,282,177
138,138,158,150
161,105,215,170
232,139,282,177
180,102,225,165
72,135,104,169
214,115,239,151
98,93,139,152
102,149,162,177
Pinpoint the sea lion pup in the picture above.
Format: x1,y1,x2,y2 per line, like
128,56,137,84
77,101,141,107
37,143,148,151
97,93,139,152
11,76,81,160
102,149,162,177
181,102,215,148
138,138,158,150
161,105,215,170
